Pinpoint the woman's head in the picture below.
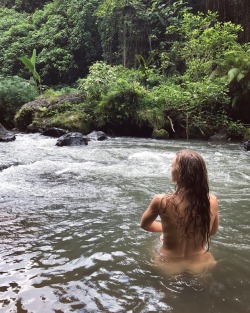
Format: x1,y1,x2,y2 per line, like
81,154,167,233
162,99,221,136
171,149,209,195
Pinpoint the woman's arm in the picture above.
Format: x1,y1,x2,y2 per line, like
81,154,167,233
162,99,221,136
140,194,163,232
209,195,219,236
210,214,219,236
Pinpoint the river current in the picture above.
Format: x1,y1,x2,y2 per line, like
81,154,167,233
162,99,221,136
0,133,249,313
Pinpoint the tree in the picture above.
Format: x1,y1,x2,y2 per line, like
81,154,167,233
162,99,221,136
203,0,250,43
1,0,51,13
95,0,150,68
66,0,103,77
0,1,103,85
166,11,242,80
0,7,35,76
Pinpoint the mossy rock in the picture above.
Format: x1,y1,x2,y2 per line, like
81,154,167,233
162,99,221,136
243,128,250,140
15,106,36,131
14,98,51,131
14,93,87,132
151,128,169,139
48,111,93,134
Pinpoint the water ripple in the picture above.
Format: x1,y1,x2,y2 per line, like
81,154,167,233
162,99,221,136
0,135,249,313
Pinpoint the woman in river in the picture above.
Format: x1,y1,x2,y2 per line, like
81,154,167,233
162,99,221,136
140,149,219,274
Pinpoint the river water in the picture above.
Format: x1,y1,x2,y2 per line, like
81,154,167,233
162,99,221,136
0,133,249,313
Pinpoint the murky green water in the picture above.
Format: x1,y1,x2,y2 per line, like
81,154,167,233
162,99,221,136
0,134,249,312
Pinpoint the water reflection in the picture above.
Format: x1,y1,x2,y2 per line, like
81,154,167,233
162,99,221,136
0,134,249,312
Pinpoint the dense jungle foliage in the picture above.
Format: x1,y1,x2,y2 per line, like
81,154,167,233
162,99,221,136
1,0,250,139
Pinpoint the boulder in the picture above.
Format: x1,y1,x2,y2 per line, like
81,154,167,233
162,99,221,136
243,128,250,141
15,92,85,132
0,161,19,171
42,127,69,138
87,131,108,141
243,140,250,151
56,132,89,147
209,131,229,141
26,125,44,133
0,123,16,142
151,128,169,139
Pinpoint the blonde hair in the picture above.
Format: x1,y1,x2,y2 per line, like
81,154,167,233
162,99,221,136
173,149,210,248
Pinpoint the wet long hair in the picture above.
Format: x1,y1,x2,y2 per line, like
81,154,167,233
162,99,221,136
171,149,211,249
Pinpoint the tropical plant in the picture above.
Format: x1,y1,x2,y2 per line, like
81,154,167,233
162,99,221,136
135,51,161,87
135,51,157,75
211,43,250,106
20,49,41,92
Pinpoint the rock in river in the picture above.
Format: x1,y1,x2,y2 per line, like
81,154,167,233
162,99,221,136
56,132,89,146
0,123,15,142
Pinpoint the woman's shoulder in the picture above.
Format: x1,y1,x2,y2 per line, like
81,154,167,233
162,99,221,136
209,194,218,203
153,193,173,203
152,193,174,213
209,194,219,213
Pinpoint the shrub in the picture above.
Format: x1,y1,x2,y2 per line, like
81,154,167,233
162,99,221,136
243,128,250,140
139,77,231,138
0,76,39,128
226,120,245,139
151,129,169,139
95,80,147,134
78,62,142,103
47,109,93,134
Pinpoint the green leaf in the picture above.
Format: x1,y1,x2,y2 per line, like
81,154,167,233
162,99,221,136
232,95,241,107
224,50,238,60
228,68,240,83
31,49,37,67
20,56,35,73
145,51,158,67
135,54,145,67
33,70,41,83
236,72,245,82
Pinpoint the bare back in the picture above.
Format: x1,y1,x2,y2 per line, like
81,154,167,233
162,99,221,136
158,193,219,258
140,149,219,274
140,193,219,274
